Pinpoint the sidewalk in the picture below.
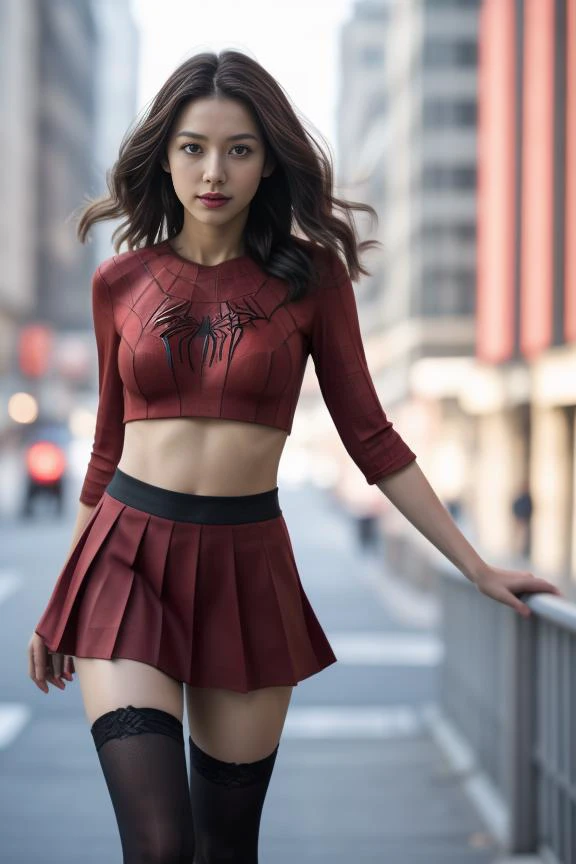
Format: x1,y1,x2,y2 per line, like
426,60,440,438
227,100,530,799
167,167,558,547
315,487,546,864
260,482,506,863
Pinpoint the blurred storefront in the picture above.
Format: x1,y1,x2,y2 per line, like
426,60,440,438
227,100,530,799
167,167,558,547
473,0,575,587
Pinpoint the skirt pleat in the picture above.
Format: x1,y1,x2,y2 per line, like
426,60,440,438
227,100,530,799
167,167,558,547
236,521,298,687
37,494,123,650
77,506,152,658
34,486,338,692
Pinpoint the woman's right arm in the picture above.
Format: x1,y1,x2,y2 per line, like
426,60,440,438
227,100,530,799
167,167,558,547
29,501,97,692
78,264,125,507
29,262,124,692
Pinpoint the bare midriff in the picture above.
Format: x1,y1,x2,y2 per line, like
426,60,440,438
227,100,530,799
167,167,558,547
116,417,288,496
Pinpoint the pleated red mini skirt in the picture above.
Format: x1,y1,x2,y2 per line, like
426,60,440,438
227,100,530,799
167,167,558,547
34,468,337,692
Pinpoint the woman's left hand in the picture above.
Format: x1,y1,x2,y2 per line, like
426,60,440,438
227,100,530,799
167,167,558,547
472,563,564,618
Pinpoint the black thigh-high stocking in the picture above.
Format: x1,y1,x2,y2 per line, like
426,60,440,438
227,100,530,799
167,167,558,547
188,733,279,864
90,704,195,863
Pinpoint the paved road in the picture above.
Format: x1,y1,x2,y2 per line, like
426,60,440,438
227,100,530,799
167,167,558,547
0,454,500,863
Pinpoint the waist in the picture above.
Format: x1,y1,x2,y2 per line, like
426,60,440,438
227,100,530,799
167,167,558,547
119,417,286,495
105,468,281,524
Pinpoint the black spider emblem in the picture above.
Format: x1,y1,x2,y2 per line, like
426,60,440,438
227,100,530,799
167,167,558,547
151,296,271,373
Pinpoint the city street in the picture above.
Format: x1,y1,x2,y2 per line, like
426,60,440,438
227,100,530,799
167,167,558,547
1,0,573,860
0,456,499,863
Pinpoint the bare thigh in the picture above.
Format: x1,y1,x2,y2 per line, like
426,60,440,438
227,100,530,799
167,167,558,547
74,657,184,725
185,685,293,763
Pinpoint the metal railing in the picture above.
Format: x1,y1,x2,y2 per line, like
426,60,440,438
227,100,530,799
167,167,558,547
437,562,576,863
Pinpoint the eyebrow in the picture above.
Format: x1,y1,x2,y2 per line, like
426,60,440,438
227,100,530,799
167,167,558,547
175,131,259,141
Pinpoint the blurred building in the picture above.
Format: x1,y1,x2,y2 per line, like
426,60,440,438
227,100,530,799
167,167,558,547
90,0,140,266
332,0,481,562
0,0,138,434
336,0,392,334
0,0,39,383
470,0,575,587
337,0,391,217
35,0,99,331
375,0,480,483
35,0,137,328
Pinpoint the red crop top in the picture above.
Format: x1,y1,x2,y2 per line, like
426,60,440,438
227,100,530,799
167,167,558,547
78,238,417,506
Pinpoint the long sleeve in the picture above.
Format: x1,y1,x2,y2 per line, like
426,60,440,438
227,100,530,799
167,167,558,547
79,266,125,506
309,249,417,484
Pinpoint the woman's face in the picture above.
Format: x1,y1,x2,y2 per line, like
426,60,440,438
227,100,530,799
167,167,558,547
162,96,275,228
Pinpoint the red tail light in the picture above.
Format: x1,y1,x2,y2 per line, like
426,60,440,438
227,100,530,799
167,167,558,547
26,441,66,483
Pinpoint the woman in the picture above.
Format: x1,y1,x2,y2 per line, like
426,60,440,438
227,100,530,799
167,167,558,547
27,50,561,863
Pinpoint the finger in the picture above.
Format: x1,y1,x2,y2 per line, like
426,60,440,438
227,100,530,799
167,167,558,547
44,659,65,690
46,673,65,690
52,654,63,678
28,649,46,690
46,653,66,690
517,580,562,597
538,580,563,595
508,591,532,617
41,654,63,690
32,648,48,693
34,646,47,682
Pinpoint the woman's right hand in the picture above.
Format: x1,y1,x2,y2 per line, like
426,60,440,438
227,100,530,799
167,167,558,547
28,631,75,694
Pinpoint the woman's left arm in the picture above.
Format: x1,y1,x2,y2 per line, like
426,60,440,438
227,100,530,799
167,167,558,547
376,460,564,617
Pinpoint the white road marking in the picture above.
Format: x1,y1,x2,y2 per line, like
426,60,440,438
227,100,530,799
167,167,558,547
0,704,31,749
283,705,423,738
0,572,21,608
328,632,443,665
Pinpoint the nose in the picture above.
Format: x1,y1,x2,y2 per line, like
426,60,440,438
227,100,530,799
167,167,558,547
202,152,226,185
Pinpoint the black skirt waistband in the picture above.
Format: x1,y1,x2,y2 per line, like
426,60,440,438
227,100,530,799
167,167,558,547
105,468,281,524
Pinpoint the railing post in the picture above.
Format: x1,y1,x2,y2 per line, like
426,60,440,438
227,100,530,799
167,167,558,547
507,603,538,853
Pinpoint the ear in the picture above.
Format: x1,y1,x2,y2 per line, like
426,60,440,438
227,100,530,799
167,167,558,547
161,156,171,173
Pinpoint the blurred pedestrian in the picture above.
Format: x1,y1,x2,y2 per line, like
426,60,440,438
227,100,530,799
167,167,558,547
340,468,385,553
512,485,533,559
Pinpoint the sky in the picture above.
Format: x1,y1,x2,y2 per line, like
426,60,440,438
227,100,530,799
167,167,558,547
130,0,354,162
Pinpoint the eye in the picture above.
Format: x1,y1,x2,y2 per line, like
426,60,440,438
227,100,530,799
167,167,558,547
182,143,252,157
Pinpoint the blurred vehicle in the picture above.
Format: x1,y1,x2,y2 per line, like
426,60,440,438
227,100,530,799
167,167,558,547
20,420,71,517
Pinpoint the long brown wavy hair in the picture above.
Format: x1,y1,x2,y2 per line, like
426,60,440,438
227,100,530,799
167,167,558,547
76,50,380,302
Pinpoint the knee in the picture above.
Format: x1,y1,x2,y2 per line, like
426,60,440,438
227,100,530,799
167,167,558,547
136,834,190,864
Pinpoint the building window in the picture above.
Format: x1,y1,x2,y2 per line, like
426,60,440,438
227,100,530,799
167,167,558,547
423,38,478,67
454,223,476,242
422,164,477,190
361,45,384,67
426,0,480,10
452,166,477,188
422,268,476,315
421,222,476,243
423,99,477,128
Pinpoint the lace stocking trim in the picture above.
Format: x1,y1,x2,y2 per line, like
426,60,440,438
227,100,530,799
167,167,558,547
188,734,279,787
91,704,183,752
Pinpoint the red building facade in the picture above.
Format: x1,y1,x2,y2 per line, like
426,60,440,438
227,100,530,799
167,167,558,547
477,0,575,361
473,0,576,584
